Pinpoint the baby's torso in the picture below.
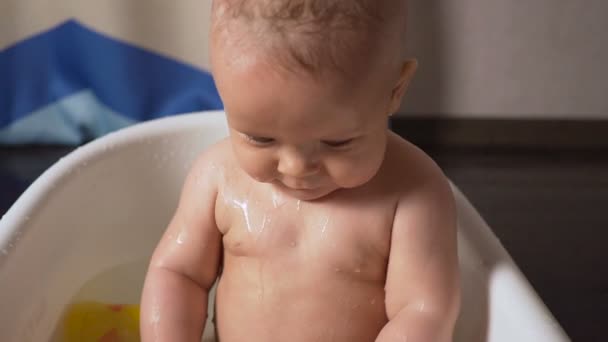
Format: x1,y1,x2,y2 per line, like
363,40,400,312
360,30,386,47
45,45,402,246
213,161,399,342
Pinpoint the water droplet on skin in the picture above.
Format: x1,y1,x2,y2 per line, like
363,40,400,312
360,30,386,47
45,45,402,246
320,216,329,235
290,241,297,247
370,299,376,305
149,295,162,328
355,268,361,273
220,191,230,206
258,262,265,301
232,198,253,233
272,191,284,208
176,231,187,245
257,213,268,239
296,200,302,211
334,268,341,273
151,308,161,324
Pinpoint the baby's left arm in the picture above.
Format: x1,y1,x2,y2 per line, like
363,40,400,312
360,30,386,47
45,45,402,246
377,174,460,342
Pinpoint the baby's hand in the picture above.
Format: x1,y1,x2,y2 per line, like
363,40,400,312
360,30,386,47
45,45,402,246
375,306,453,342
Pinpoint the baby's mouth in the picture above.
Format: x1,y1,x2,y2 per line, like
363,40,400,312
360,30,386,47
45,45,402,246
270,179,313,194
279,180,319,191
290,185,316,191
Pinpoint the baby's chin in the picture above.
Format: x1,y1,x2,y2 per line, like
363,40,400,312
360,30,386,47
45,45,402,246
272,182,339,201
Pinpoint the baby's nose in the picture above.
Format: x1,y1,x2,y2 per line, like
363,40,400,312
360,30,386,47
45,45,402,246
277,147,319,177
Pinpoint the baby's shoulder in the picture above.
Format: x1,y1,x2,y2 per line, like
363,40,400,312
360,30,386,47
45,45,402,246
187,138,238,185
379,133,456,236
381,132,451,198
194,137,232,162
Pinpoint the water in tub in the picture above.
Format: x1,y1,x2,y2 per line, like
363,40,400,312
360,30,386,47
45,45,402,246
50,259,217,341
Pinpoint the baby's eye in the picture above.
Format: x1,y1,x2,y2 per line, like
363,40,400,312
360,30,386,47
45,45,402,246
245,135,275,145
322,138,354,148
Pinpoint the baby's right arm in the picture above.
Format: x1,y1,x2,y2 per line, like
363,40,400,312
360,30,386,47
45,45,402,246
140,150,223,342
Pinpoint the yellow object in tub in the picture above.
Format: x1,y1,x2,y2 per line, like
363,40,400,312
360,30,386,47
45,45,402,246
61,302,140,342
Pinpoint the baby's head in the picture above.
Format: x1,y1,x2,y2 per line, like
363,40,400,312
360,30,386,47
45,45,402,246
210,0,417,200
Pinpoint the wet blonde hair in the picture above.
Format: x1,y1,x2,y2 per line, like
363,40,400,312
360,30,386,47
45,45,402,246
212,0,407,79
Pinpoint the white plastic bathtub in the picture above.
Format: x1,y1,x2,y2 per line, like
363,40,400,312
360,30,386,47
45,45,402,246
0,111,570,341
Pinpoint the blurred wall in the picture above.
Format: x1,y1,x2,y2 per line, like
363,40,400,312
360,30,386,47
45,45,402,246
2,0,607,120
401,0,608,119
0,0,213,69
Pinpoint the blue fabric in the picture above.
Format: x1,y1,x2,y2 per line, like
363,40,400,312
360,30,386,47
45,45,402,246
0,90,135,145
0,19,223,145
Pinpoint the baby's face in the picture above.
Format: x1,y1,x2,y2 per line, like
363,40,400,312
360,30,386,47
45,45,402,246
212,45,396,201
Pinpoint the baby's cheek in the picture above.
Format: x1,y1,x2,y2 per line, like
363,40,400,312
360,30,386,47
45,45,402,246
327,160,374,188
238,150,277,182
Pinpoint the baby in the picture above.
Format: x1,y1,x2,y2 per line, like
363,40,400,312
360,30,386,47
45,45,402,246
141,0,460,341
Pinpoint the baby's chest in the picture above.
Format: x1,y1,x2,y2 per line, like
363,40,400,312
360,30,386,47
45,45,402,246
217,197,393,274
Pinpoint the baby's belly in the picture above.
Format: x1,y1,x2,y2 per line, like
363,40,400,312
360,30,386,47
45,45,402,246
215,257,388,342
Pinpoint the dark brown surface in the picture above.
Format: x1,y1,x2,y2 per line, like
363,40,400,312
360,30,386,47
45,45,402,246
425,147,608,342
393,117,608,150
1,143,606,341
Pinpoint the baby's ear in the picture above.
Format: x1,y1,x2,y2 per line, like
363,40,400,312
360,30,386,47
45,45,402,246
388,59,418,115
